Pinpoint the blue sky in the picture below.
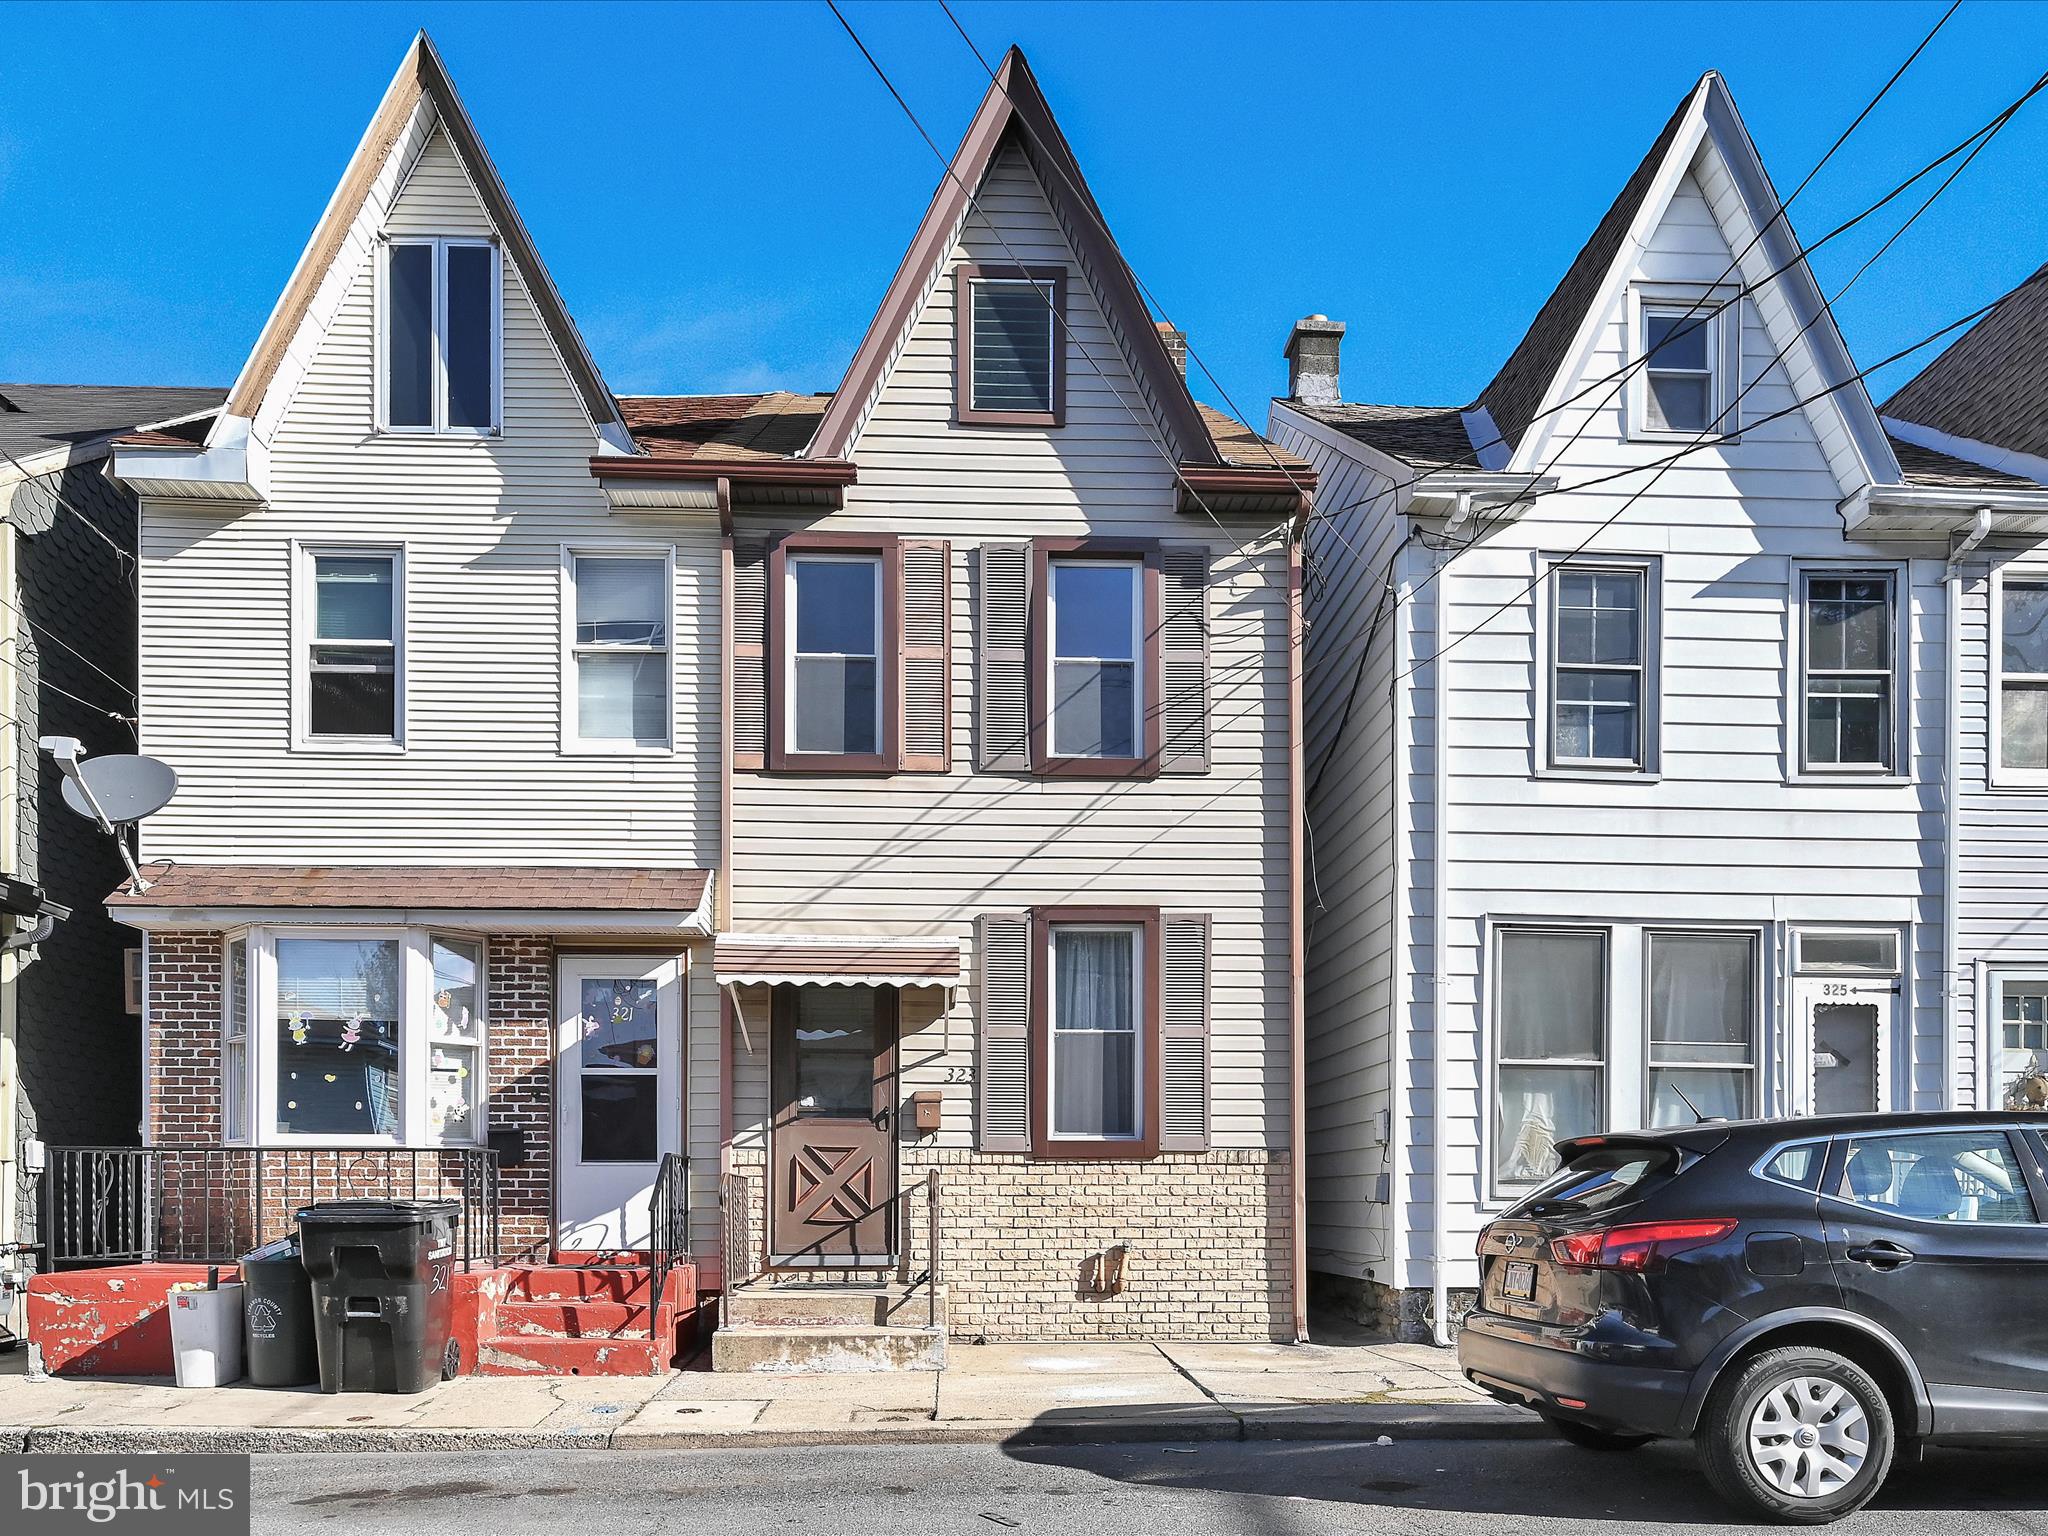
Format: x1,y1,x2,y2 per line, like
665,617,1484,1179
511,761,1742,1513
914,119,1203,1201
4,1,2045,417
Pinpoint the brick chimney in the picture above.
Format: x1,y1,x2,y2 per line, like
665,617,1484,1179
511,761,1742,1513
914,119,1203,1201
1155,321,1189,378
1284,314,1345,404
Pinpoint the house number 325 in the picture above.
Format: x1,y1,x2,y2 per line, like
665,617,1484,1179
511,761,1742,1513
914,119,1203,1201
943,1066,974,1084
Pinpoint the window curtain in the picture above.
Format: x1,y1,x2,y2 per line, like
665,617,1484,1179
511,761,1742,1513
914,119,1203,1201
1053,930,1136,1138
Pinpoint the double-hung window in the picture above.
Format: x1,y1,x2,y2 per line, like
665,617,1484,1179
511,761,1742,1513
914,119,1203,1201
303,549,401,744
568,553,670,749
1998,575,2048,774
1647,931,1757,1124
1048,558,1142,760
1494,929,1605,1184
1639,302,1720,435
1995,974,2048,1104
1550,564,1648,768
957,265,1064,425
788,553,883,757
1048,923,1144,1144
1802,572,1895,772
223,938,249,1142
383,238,499,434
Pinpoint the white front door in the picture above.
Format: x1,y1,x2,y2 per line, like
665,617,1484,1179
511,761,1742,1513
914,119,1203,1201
1794,973,1899,1117
555,953,683,1252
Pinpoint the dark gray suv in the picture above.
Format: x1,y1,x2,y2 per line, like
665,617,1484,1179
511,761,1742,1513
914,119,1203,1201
1458,1112,2048,1523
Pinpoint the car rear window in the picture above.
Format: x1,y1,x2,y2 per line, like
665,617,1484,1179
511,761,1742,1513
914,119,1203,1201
1507,1145,1679,1218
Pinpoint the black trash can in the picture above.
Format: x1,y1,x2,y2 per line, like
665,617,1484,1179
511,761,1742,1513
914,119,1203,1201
240,1235,319,1387
297,1199,462,1394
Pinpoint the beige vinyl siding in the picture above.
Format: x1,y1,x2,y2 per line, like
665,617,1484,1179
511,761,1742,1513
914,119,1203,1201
729,142,1291,1153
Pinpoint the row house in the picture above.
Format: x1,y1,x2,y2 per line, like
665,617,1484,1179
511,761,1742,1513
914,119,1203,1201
1272,73,2048,1342
41,34,1312,1374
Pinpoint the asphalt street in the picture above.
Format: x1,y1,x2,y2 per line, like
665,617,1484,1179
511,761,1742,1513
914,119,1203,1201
252,1436,2048,1534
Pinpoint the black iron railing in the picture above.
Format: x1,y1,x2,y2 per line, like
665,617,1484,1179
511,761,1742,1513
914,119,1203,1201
42,1145,502,1271
648,1151,690,1340
717,1166,943,1329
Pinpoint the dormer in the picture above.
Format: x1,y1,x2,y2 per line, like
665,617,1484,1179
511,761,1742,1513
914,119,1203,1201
377,234,501,436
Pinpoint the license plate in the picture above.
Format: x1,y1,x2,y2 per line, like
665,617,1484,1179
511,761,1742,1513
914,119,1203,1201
1501,1260,1536,1300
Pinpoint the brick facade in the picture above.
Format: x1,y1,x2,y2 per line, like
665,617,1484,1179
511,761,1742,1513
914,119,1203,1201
726,1145,1292,1341
142,929,555,1262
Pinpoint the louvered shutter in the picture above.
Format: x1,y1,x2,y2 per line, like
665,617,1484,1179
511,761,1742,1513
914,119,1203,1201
731,537,770,769
1159,912,1211,1151
976,542,1031,772
899,539,952,772
976,911,1031,1151
1159,544,1212,774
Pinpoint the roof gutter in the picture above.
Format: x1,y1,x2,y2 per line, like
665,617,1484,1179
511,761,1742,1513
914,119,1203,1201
588,456,858,512
1840,482,2048,532
1408,471,1557,521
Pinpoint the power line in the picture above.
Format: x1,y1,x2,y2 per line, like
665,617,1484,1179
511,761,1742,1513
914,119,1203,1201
0,440,140,582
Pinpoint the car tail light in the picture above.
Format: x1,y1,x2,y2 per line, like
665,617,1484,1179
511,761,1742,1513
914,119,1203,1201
1548,1218,1737,1272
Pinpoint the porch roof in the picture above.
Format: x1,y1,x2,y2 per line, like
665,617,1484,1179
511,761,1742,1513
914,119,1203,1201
714,932,962,988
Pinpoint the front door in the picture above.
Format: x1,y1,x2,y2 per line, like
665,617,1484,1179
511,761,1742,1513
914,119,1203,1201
1795,973,1897,1116
769,984,897,1265
555,953,683,1252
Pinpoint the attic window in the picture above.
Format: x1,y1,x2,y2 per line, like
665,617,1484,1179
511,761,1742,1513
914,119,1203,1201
1634,296,1732,438
383,238,500,435
956,265,1065,426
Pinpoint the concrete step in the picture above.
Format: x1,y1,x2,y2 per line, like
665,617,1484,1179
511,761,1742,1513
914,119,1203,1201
495,1299,650,1339
478,1331,662,1377
725,1282,946,1329
505,1266,651,1303
711,1323,946,1374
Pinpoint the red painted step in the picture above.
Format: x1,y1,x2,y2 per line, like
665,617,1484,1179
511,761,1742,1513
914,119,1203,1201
505,1266,651,1303
478,1332,661,1377
496,1299,649,1339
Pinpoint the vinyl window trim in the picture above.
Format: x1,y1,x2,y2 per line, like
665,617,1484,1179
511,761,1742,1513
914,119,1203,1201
291,542,406,754
1028,906,1162,1160
1989,563,2048,789
1789,561,1909,782
1537,555,1661,777
559,544,677,757
954,264,1066,428
1626,284,1741,444
766,533,901,773
1642,927,1763,1126
374,236,503,437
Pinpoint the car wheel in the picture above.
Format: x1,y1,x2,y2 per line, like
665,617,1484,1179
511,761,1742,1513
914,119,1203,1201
1545,1414,1655,1452
1697,1346,1893,1524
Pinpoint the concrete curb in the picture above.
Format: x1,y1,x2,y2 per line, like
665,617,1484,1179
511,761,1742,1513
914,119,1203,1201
0,1405,1551,1454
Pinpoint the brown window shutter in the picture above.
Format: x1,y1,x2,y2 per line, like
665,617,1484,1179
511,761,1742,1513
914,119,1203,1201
1159,912,1211,1151
976,542,1031,772
976,910,1031,1151
899,538,952,772
731,536,770,769
1158,544,1211,774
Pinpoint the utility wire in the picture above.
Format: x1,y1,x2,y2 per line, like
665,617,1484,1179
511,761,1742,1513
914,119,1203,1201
0,441,140,580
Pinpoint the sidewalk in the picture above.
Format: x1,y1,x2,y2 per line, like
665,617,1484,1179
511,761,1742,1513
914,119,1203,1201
0,1340,1542,1452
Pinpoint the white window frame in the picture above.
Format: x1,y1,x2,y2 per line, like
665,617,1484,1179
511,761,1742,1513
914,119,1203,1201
1989,969,2048,1110
560,545,676,755
1790,563,1908,781
1792,927,1901,976
1990,564,2048,788
783,551,884,758
1489,925,1611,1194
1539,556,1661,776
293,543,406,752
1046,921,1145,1145
1627,284,1740,442
1047,556,1144,761
375,236,503,437
1644,928,1761,1126
222,935,250,1145
229,925,490,1149
968,275,1058,415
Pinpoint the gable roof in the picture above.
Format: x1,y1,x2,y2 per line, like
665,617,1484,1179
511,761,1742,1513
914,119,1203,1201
1887,434,2039,490
804,47,1223,471
0,384,222,463
619,393,830,464
1279,402,1477,473
1883,262,2048,465
219,31,621,439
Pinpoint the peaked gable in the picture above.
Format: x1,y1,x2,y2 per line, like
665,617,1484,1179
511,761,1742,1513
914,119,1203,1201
219,32,621,445
1884,262,2048,466
1481,73,1899,494
807,47,1220,469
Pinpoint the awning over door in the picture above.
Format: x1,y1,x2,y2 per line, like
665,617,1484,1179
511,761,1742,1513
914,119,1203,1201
714,932,962,988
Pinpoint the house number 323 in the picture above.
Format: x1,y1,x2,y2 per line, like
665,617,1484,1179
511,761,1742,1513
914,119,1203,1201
943,1066,974,1084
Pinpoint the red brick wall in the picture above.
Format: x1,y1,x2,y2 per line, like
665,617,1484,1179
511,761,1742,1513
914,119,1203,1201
140,929,556,1263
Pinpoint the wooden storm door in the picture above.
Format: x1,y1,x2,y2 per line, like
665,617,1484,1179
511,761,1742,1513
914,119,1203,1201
769,984,898,1265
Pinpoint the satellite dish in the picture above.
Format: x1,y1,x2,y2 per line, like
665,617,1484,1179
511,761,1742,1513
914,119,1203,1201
60,753,177,825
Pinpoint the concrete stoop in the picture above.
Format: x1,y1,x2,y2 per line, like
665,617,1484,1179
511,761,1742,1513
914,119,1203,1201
713,1281,947,1373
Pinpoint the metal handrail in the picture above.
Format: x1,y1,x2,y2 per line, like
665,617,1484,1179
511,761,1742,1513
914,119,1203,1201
718,1166,942,1329
41,1144,503,1271
647,1151,690,1342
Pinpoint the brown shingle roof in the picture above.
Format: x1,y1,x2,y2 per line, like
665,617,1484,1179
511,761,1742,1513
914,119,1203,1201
618,392,826,463
1283,402,1475,473
110,864,710,911
1883,263,2048,464
1888,435,2039,491
1194,404,1314,476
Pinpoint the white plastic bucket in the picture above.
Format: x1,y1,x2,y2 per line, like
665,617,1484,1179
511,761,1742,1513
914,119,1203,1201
169,1283,246,1387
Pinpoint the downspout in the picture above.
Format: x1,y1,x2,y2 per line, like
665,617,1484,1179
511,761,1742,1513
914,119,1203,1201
717,476,735,1289
1944,509,1991,1109
1431,506,1463,1347
1287,523,1310,1344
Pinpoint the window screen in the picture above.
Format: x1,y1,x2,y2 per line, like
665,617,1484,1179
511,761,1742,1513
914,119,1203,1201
971,278,1056,414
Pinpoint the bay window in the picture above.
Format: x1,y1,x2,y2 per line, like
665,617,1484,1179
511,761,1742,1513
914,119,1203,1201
222,928,486,1146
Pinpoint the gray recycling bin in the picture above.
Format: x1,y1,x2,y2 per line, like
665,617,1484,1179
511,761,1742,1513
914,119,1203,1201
240,1235,319,1387
296,1199,461,1394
